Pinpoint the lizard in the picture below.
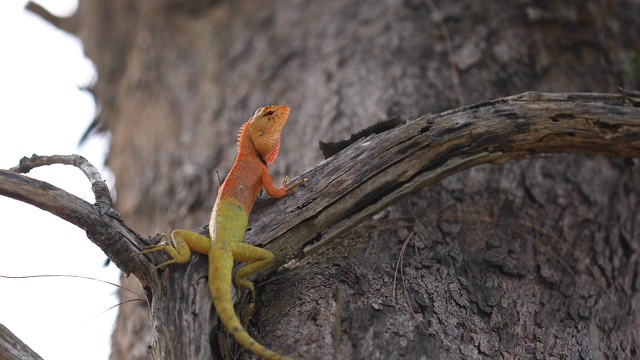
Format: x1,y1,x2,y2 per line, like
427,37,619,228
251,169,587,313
133,105,304,360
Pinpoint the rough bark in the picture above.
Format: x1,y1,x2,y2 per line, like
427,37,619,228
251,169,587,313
22,0,640,359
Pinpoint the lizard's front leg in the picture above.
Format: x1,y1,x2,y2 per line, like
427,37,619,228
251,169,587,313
132,229,210,268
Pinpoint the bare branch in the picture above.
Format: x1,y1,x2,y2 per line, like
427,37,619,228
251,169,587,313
11,154,114,210
25,1,78,35
0,323,43,360
246,91,640,274
11,154,104,183
0,168,153,284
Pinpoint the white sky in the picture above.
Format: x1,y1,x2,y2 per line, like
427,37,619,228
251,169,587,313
0,1,122,359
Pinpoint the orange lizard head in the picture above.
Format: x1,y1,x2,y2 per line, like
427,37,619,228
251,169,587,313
248,105,290,164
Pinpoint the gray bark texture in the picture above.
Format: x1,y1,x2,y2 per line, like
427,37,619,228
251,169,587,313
36,0,640,359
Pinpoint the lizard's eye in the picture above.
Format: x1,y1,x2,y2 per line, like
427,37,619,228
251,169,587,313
265,111,274,116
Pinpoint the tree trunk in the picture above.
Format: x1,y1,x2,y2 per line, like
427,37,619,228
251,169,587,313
43,0,640,358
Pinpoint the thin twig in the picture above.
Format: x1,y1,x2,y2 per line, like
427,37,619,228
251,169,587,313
519,221,613,299
0,273,144,299
515,230,578,281
394,231,429,334
426,0,464,106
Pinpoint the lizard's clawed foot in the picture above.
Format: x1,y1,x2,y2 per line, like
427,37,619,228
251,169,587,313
131,234,169,256
130,234,179,268
131,245,177,268
234,280,257,303
283,177,308,194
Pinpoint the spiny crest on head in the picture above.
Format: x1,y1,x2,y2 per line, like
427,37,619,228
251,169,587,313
237,121,249,152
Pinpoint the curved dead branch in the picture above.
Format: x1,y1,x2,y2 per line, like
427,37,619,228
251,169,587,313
247,91,640,274
0,155,153,283
0,92,639,284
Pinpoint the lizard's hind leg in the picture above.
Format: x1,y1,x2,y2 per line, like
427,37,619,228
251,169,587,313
231,243,275,301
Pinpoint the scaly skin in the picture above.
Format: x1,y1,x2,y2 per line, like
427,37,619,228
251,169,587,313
134,105,304,360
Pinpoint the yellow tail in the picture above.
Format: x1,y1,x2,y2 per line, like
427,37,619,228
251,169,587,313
209,252,291,360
